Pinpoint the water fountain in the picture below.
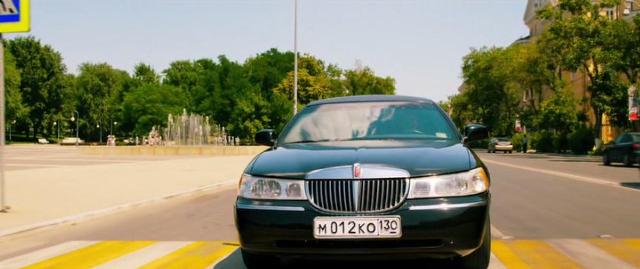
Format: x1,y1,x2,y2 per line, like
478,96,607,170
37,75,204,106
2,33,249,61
163,109,213,146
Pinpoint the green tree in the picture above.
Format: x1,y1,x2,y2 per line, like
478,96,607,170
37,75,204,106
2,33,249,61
163,60,203,92
459,47,521,135
243,49,295,131
534,89,578,133
4,50,28,127
132,63,160,86
5,36,67,138
605,15,640,130
75,63,131,140
343,67,395,96
122,84,189,136
590,70,629,128
274,55,334,107
537,0,624,142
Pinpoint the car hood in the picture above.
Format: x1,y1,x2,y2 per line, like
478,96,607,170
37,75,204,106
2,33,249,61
246,140,477,179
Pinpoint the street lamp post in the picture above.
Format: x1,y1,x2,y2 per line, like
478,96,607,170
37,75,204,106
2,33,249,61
53,121,60,142
70,111,79,146
111,121,118,135
293,0,298,115
9,120,14,142
97,123,102,144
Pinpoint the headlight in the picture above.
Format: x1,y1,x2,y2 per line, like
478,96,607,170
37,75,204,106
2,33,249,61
238,174,307,200
407,168,489,199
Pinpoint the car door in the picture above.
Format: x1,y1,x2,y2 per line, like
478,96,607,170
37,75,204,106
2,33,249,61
611,134,631,162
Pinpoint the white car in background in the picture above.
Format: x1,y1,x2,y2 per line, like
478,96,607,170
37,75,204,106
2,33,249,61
488,137,513,153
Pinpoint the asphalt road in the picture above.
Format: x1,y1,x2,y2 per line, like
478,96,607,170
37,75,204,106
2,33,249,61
1,151,639,268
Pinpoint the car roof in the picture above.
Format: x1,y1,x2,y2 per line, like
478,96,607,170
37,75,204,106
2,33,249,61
307,95,435,106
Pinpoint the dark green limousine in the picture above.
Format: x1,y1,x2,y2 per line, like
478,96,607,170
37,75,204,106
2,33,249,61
235,95,491,269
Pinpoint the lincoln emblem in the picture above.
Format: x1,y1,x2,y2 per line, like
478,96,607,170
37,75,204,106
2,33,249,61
353,163,361,178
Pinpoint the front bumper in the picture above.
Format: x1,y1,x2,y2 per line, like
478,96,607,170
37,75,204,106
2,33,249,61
235,192,490,259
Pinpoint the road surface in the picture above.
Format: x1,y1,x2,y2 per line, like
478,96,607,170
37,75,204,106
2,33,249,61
1,151,639,268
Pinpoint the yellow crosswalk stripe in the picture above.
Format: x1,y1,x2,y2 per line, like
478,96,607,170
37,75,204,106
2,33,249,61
588,239,640,267
20,241,154,269
138,241,237,269
492,241,531,269
4,239,640,269
492,240,583,269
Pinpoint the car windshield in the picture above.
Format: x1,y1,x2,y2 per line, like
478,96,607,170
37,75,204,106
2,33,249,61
632,134,640,142
279,101,458,144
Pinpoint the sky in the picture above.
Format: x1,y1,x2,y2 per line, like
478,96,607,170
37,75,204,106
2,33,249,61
14,0,529,102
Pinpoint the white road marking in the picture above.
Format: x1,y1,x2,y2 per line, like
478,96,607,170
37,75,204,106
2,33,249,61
490,225,512,240
94,241,191,269
488,253,508,269
482,159,639,192
547,239,636,269
0,241,97,269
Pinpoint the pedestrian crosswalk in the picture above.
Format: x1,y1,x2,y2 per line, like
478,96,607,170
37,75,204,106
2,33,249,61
0,239,638,269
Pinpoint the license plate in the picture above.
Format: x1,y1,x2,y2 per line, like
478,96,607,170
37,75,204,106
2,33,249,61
313,216,402,239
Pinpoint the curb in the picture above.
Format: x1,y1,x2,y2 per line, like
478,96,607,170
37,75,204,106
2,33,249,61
0,180,237,239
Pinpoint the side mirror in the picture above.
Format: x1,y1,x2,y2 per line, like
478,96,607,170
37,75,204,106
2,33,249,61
255,129,276,146
463,124,489,143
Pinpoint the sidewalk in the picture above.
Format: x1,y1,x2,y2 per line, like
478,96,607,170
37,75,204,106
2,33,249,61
0,154,255,237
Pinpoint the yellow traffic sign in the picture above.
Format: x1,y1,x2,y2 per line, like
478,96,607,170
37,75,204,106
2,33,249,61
0,0,30,33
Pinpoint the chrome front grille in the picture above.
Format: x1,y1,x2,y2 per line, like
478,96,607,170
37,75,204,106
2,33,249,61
307,178,408,213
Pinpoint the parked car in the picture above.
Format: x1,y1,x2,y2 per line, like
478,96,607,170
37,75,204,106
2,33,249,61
488,137,513,153
37,138,50,144
235,95,491,269
603,132,640,167
60,137,85,145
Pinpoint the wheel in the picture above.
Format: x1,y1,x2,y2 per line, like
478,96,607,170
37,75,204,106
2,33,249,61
603,153,611,166
241,250,280,269
457,219,491,269
623,155,632,167
488,149,491,153
509,151,513,154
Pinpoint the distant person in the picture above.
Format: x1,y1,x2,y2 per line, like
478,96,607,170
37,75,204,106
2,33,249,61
522,134,528,153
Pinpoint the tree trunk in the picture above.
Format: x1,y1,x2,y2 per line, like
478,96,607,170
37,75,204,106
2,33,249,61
593,106,602,151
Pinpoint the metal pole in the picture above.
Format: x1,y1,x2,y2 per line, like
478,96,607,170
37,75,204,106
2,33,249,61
75,111,79,146
293,0,298,115
0,33,8,212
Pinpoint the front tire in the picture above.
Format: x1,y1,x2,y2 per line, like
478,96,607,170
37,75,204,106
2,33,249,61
241,250,280,269
457,220,491,269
